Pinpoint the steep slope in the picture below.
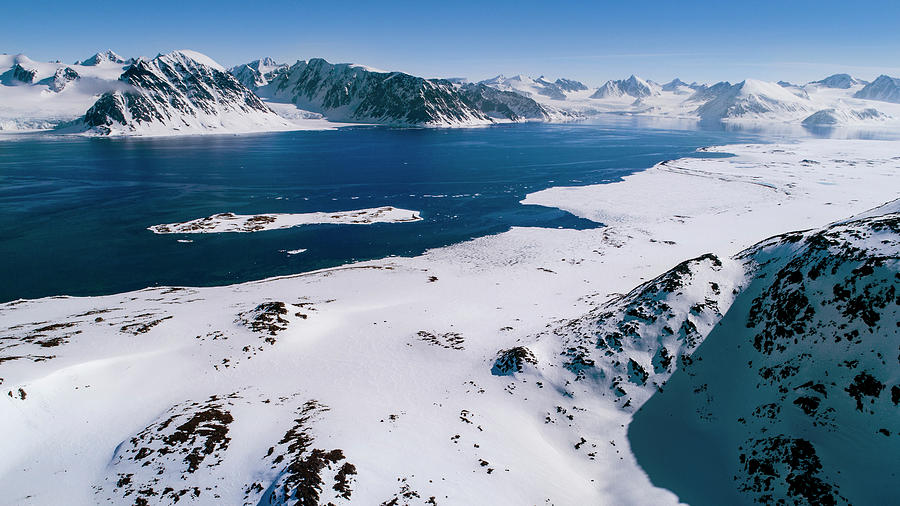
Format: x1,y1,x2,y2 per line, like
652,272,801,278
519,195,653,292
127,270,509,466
630,204,900,505
853,74,900,103
0,62,38,84
590,75,659,99
507,253,746,411
41,67,80,92
80,50,292,135
259,58,492,126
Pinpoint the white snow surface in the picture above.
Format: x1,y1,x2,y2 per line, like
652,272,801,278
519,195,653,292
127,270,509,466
1,138,898,504
148,207,423,234
170,50,226,72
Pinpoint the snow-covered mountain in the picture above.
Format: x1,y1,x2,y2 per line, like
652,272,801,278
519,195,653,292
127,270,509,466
810,73,866,89
258,58,494,126
554,77,588,92
3,48,900,133
0,52,130,130
853,74,900,103
473,70,900,127
0,62,37,84
79,50,292,135
44,67,80,92
590,75,659,99
231,61,560,125
228,57,288,89
692,79,813,121
630,202,900,505
77,50,127,66
478,74,587,101
456,83,555,121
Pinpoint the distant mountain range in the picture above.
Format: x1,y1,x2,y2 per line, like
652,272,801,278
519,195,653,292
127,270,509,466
1,49,899,135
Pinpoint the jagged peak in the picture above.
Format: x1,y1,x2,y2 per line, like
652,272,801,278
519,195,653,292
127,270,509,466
257,56,279,67
80,49,126,66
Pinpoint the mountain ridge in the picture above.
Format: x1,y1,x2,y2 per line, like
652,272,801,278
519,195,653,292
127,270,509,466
80,50,291,135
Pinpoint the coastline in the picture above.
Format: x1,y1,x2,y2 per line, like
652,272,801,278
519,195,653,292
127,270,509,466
1,137,898,504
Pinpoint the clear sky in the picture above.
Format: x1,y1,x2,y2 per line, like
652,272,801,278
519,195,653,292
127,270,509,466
3,0,899,85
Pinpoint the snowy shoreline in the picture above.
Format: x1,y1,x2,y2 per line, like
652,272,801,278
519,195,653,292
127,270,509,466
0,138,898,504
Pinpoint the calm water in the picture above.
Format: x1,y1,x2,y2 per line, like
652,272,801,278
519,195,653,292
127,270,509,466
0,118,767,301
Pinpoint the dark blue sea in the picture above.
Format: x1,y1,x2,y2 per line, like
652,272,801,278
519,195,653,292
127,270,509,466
0,117,772,302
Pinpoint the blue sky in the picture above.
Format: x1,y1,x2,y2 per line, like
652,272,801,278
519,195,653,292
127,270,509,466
3,0,899,85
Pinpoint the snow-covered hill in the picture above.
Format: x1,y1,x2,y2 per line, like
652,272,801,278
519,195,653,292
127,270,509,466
526,252,746,411
78,50,293,135
630,203,900,505
801,107,890,126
